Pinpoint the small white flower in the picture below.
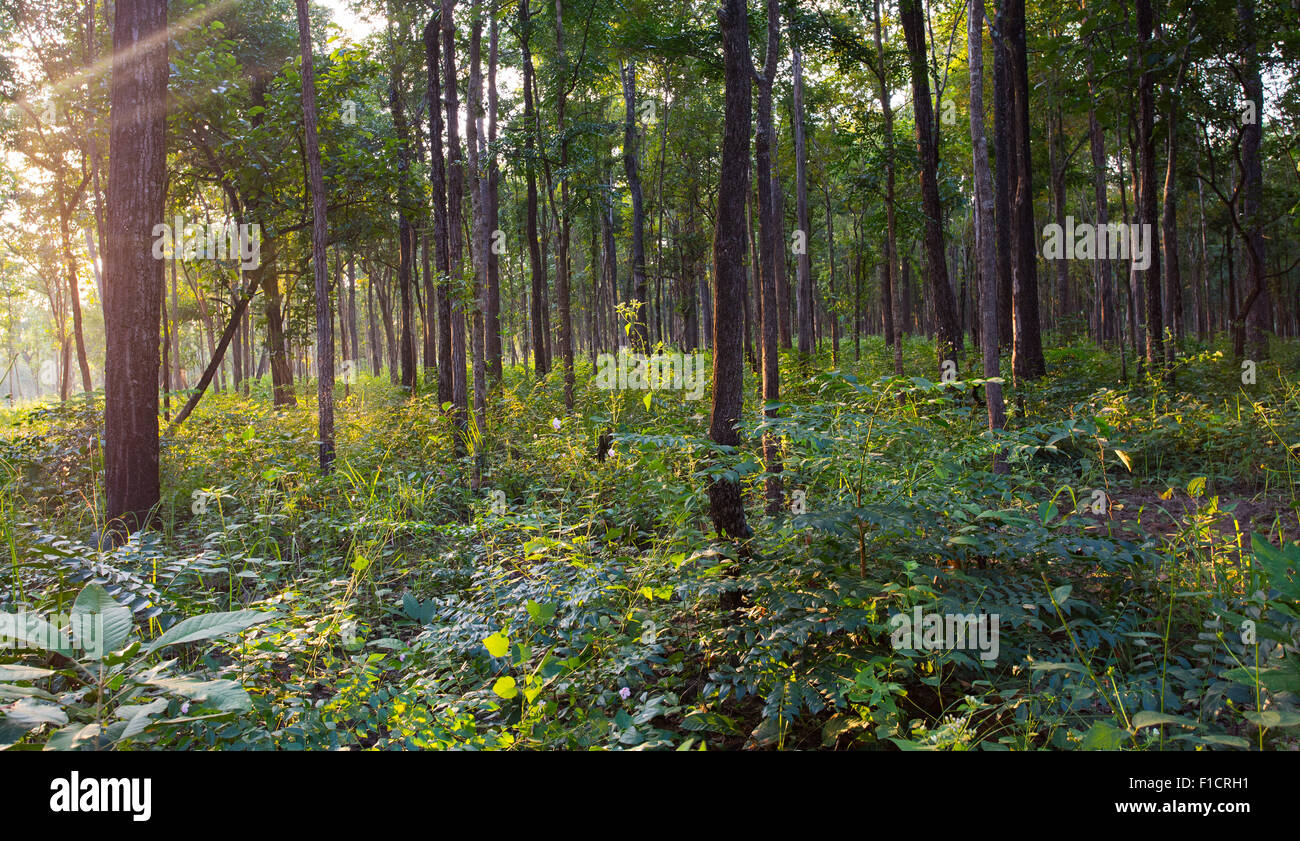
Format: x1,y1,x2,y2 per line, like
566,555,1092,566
619,687,631,700
551,418,562,431
607,447,616,459
180,702,190,714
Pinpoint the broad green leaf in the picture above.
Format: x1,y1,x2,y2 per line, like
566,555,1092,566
4,697,68,728
483,632,509,658
1222,665,1300,693
492,676,517,699
525,601,556,625
0,665,54,681
1080,721,1131,750
144,609,280,654
147,678,250,711
0,612,73,656
1051,584,1073,605
1242,710,1300,729
0,684,57,701
1200,734,1250,748
1131,711,1199,730
45,722,100,751
71,583,133,658
116,698,168,742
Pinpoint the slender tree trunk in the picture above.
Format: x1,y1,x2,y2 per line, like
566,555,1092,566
789,26,814,359
755,0,783,514
169,268,264,430
1086,43,1114,342
709,0,753,548
554,0,575,410
1239,0,1270,360
1135,0,1165,369
1005,0,1046,380
872,0,903,376
467,2,489,490
991,13,1014,347
969,0,1007,473
621,61,651,352
424,18,454,406
296,0,334,472
443,0,469,450
901,0,961,369
519,0,548,376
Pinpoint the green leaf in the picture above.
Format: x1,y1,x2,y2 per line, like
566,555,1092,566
1051,584,1073,605
146,678,250,711
1250,534,1300,601
0,611,73,656
71,583,133,658
642,392,652,411
1080,721,1131,750
1222,665,1300,693
0,665,55,681
3,697,68,728
1242,710,1300,729
1114,450,1133,471
1187,476,1207,498
492,676,518,699
143,609,280,654
45,722,100,751
115,698,169,742
1200,734,1250,748
525,601,556,625
1131,711,1199,730
483,632,509,658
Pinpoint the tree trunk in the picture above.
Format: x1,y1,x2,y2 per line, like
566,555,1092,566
486,10,503,381
991,13,1014,347
443,0,469,450
621,61,651,352
554,0,575,410
969,0,1007,473
1239,0,1270,360
467,2,489,490
296,0,334,472
1004,0,1046,380
872,0,904,376
709,0,753,546
1135,0,1165,369
789,26,814,359
755,0,783,515
519,0,548,376
901,0,961,369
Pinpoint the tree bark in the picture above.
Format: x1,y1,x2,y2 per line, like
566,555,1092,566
755,0,784,516
296,0,334,472
789,25,814,359
100,0,166,530
1004,0,1046,380
969,0,1007,473
1135,0,1165,369
443,0,469,450
709,0,753,546
901,0,961,369
519,0,549,377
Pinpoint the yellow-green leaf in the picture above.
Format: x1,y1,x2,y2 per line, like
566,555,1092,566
492,676,518,699
483,632,509,658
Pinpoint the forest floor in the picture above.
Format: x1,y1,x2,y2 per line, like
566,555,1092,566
2,335,1299,750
